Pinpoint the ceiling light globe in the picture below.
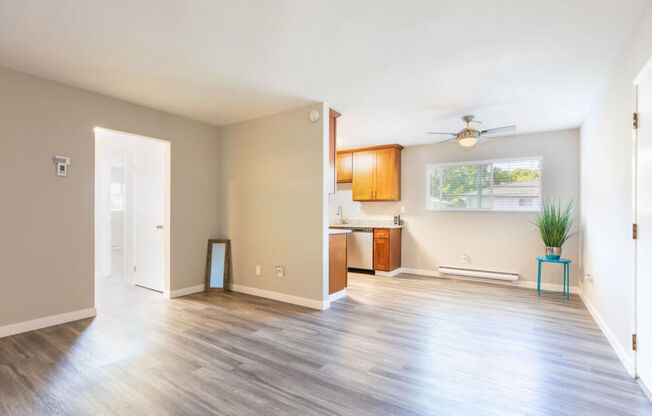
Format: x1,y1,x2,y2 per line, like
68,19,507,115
458,137,478,148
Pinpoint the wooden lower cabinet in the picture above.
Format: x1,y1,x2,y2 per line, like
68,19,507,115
373,228,401,272
373,238,390,271
329,232,348,294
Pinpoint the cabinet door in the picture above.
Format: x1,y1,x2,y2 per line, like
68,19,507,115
329,233,348,294
328,113,337,194
374,148,398,200
374,238,390,271
336,152,353,182
353,150,375,201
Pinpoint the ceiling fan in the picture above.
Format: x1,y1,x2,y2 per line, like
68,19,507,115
428,115,516,148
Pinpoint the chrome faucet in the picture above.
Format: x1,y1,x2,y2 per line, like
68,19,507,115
335,205,348,225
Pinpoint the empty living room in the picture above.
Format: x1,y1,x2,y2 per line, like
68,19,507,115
2,1,652,415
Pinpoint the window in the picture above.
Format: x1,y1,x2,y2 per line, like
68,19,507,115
425,157,542,212
111,183,125,211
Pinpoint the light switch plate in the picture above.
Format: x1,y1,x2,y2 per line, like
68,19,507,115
400,206,406,214
255,265,261,276
276,265,285,278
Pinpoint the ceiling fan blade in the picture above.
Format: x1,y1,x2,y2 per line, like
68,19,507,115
427,132,457,135
435,137,457,144
480,125,516,135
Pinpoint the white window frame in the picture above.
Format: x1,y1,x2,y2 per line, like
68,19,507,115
424,156,543,213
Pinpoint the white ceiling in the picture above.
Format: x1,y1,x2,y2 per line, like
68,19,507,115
0,0,649,148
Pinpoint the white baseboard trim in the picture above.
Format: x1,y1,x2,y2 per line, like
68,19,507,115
400,267,439,277
329,288,346,302
577,288,635,377
230,283,329,310
0,307,97,339
375,269,402,277
399,267,579,293
165,284,205,299
638,378,652,402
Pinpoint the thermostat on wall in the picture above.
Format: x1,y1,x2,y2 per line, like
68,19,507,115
54,155,71,177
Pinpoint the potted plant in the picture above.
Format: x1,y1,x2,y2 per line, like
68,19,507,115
534,200,574,260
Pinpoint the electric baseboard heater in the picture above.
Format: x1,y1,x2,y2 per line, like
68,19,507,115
438,266,519,282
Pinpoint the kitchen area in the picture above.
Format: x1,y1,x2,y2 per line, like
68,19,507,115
327,109,404,300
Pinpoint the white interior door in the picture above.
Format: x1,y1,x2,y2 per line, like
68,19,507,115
636,65,652,387
133,145,166,292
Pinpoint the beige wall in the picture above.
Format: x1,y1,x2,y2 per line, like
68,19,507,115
218,103,328,305
0,66,220,327
330,129,580,286
579,8,652,376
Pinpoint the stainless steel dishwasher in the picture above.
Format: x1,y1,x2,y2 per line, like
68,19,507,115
347,228,374,272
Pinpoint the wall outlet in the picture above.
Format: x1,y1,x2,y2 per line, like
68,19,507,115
461,254,469,264
255,265,261,276
400,206,406,214
584,273,593,281
276,265,285,278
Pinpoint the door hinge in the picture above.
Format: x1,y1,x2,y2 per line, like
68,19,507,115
633,334,638,351
633,223,638,239
634,112,639,130
134,265,137,272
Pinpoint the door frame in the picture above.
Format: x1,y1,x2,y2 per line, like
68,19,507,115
94,127,171,295
633,56,652,381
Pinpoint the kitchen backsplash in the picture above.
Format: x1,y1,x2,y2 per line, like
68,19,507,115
329,182,400,224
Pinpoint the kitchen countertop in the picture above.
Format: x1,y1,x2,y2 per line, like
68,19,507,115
329,223,403,229
328,229,353,235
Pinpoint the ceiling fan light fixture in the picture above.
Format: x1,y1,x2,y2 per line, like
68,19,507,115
427,115,516,148
458,136,478,148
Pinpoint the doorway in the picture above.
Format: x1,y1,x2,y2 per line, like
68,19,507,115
635,58,652,392
94,127,170,293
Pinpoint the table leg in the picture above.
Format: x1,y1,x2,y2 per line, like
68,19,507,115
537,260,541,296
566,263,570,300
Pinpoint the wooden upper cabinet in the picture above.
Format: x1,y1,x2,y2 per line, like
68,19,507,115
374,147,399,200
352,150,376,200
351,144,402,201
336,152,353,183
328,109,341,194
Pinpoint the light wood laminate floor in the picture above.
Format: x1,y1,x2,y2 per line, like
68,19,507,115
1,273,650,415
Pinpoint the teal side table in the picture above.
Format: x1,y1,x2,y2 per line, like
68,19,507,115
536,257,571,300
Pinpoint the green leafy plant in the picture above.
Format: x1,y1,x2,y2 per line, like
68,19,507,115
533,200,575,247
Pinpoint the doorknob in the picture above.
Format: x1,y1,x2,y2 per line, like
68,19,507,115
155,225,164,229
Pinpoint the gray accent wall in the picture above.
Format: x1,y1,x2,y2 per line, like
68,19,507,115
218,103,328,304
0,66,220,327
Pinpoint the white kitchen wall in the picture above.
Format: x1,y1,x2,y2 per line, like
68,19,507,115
579,8,652,376
330,129,580,286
